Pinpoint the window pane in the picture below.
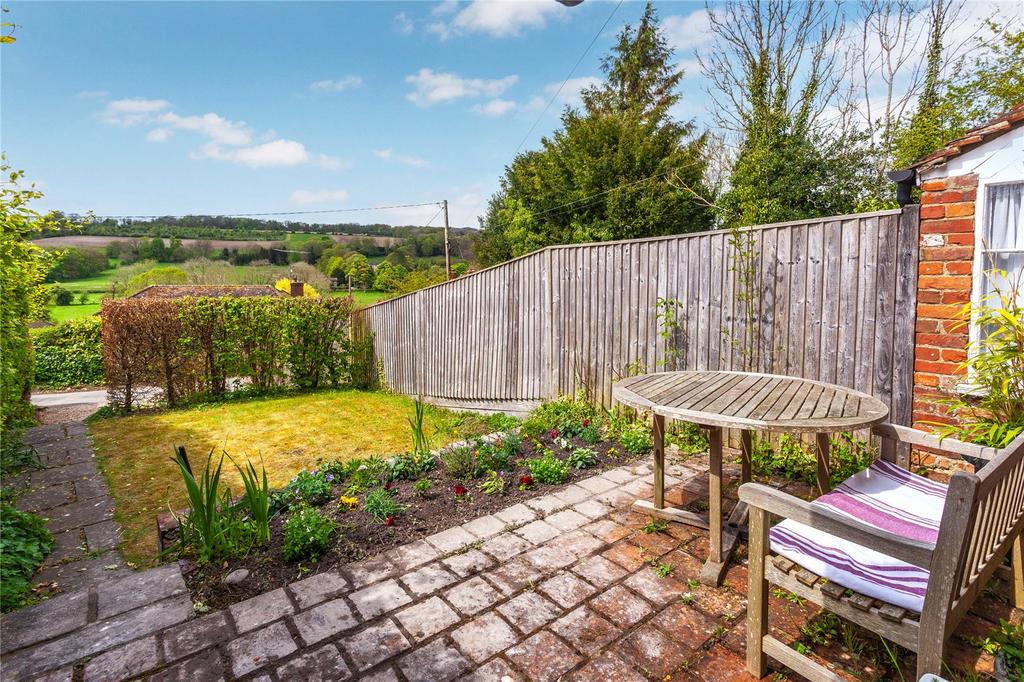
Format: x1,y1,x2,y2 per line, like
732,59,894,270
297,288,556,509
984,182,1023,250
980,250,1024,306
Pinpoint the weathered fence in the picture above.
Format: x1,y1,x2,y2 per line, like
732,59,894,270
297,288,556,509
358,206,920,425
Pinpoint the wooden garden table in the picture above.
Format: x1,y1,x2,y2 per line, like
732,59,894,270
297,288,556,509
612,371,889,586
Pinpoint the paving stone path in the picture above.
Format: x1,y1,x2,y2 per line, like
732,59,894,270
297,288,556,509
1,425,1017,681
9,422,132,592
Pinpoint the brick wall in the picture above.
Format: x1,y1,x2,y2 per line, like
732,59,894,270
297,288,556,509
912,173,978,476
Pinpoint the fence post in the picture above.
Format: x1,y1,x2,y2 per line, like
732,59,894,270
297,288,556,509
892,204,920,467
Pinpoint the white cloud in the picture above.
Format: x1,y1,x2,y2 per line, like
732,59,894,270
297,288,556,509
430,0,568,39
473,98,517,117
399,155,430,168
373,148,394,160
662,10,714,54
97,95,345,170
158,112,253,146
100,97,170,125
394,12,414,34
310,76,364,92
290,188,350,205
524,76,601,111
405,68,518,106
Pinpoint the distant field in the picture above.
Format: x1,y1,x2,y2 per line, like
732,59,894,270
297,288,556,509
47,301,102,323
34,233,402,250
347,290,389,307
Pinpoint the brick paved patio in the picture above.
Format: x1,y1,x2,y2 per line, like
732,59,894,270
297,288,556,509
2,429,1020,681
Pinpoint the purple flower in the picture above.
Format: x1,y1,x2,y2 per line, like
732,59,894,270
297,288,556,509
326,473,335,482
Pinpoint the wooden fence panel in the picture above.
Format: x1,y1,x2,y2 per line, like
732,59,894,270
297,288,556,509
357,208,918,424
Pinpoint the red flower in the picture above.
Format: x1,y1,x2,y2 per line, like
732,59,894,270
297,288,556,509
454,485,468,497
519,474,534,487
385,516,395,526
384,481,393,491
550,429,559,439
582,419,590,427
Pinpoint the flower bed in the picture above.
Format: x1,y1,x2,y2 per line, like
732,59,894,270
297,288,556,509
171,396,653,609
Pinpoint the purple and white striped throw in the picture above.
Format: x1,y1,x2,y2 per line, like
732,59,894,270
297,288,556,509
769,460,947,613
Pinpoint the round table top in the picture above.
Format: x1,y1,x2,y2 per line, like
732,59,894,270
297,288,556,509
612,371,889,433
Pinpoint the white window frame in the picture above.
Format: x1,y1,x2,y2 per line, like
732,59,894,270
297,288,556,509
962,178,1024,394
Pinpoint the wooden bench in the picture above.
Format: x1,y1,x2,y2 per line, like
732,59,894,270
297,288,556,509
740,423,1024,681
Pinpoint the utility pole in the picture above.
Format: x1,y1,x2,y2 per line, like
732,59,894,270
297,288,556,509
442,199,451,279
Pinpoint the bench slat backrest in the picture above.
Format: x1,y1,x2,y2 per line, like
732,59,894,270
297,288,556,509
931,433,1024,624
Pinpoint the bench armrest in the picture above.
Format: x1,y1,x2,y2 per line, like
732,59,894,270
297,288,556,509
871,422,1003,461
738,482,935,569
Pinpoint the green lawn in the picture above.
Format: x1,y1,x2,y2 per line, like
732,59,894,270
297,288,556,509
332,289,389,307
90,390,494,564
46,300,102,323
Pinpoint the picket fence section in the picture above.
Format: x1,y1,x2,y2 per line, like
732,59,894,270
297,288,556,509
358,206,920,426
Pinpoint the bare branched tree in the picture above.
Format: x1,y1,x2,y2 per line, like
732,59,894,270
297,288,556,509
698,0,847,137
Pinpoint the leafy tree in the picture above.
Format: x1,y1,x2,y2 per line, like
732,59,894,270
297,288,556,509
893,20,1024,168
52,285,73,306
125,266,188,295
475,2,712,264
1,163,60,427
373,261,407,292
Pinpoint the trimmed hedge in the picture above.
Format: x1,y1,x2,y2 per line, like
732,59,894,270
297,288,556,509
102,296,375,410
33,318,104,388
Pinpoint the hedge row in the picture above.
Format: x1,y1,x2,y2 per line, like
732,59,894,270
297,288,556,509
33,318,104,388
102,296,374,410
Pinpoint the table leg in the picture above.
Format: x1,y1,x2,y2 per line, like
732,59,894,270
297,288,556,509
740,429,753,484
815,432,831,495
700,426,726,586
653,414,665,509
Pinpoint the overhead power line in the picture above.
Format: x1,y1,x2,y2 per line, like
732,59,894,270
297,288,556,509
509,0,625,159
82,201,444,221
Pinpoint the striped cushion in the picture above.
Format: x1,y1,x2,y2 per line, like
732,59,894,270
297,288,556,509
769,460,947,613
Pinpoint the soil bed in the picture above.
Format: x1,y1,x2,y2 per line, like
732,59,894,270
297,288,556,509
179,432,643,609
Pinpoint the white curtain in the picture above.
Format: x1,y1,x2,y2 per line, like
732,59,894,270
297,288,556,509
981,182,1024,306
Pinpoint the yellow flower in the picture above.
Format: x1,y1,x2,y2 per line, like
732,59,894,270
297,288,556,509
339,495,359,510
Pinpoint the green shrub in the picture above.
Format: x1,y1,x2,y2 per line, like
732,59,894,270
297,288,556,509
414,478,433,495
666,421,708,454
33,317,104,388
1,432,41,476
527,450,569,485
620,423,653,455
566,447,598,469
522,394,598,439
0,503,53,611
752,433,875,488
363,487,406,522
51,285,73,306
386,451,435,482
441,444,476,479
282,504,336,561
271,470,333,512
342,457,389,493
580,421,602,444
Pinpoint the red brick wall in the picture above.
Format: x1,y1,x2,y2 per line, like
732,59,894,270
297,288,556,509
912,173,978,429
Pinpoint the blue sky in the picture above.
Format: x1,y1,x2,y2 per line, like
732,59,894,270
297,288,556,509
3,1,1017,229
3,1,721,228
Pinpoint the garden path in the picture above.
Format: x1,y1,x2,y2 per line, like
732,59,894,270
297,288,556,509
1,426,1018,681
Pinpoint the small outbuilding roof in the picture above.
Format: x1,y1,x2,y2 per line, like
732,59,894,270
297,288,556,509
129,285,286,299
909,102,1024,172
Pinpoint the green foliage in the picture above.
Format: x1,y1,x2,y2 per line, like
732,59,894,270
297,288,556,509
45,246,109,282
619,423,653,455
930,270,1024,448
642,517,669,534
33,317,103,388
989,620,1024,680
893,21,1024,169
474,3,712,265
52,285,73,306
0,502,53,611
282,504,336,562
172,448,248,563
414,478,432,496
753,433,875,488
1,162,60,428
440,444,476,480
649,559,674,578
232,455,270,545
526,450,569,485
271,470,334,512
363,487,406,522
125,265,188,295
566,447,598,469
0,431,41,476
385,451,435,482
342,457,389,494
478,469,506,495
666,421,708,455
409,399,431,456
522,394,598,440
